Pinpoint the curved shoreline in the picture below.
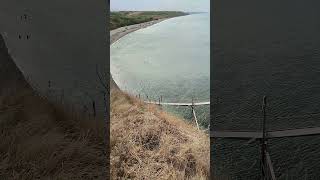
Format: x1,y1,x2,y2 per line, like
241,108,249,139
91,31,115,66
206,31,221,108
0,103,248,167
109,18,170,90
110,18,168,45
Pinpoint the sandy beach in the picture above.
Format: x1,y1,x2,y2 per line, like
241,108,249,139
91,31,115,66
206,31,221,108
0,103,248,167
110,18,167,45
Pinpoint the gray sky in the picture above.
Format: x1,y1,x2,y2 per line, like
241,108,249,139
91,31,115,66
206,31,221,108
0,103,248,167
111,0,210,12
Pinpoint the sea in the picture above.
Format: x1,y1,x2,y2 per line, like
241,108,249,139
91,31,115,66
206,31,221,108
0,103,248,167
0,1,108,115
212,0,320,179
111,13,210,128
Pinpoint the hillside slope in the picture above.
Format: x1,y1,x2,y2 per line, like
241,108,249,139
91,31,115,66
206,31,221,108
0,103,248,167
0,34,107,179
110,88,209,179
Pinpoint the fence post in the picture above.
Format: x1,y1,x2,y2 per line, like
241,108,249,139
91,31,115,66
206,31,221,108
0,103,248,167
71,104,74,120
47,80,51,97
61,90,64,103
261,96,267,180
92,100,96,119
83,105,87,120
191,97,194,116
103,92,107,114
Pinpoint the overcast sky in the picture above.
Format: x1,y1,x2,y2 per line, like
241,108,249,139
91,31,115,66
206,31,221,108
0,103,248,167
111,0,210,12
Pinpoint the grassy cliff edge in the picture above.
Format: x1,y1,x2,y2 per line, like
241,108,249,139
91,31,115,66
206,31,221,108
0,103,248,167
111,88,209,179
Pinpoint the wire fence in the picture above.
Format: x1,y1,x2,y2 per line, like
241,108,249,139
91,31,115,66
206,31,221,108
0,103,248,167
23,65,108,121
212,96,320,179
130,92,210,131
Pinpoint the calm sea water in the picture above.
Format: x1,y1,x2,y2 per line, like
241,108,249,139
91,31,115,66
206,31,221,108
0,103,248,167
111,13,210,127
212,1,320,179
0,1,108,115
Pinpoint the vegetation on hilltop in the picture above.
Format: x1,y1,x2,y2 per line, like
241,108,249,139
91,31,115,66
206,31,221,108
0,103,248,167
110,11,188,30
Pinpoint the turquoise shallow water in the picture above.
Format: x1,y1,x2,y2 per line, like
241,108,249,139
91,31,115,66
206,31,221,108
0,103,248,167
111,13,210,127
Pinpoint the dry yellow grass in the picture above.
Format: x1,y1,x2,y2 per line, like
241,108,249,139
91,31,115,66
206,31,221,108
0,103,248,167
0,91,107,179
0,34,107,179
111,89,210,179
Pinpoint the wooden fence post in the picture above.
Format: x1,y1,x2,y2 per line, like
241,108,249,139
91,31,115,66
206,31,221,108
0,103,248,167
92,100,96,119
261,96,267,180
47,80,51,97
61,90,64,103
103,92,107,114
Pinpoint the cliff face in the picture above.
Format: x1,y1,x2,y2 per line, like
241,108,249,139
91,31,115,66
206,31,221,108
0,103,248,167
110,74,119,90
0,34,31,99
0,34,107,179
